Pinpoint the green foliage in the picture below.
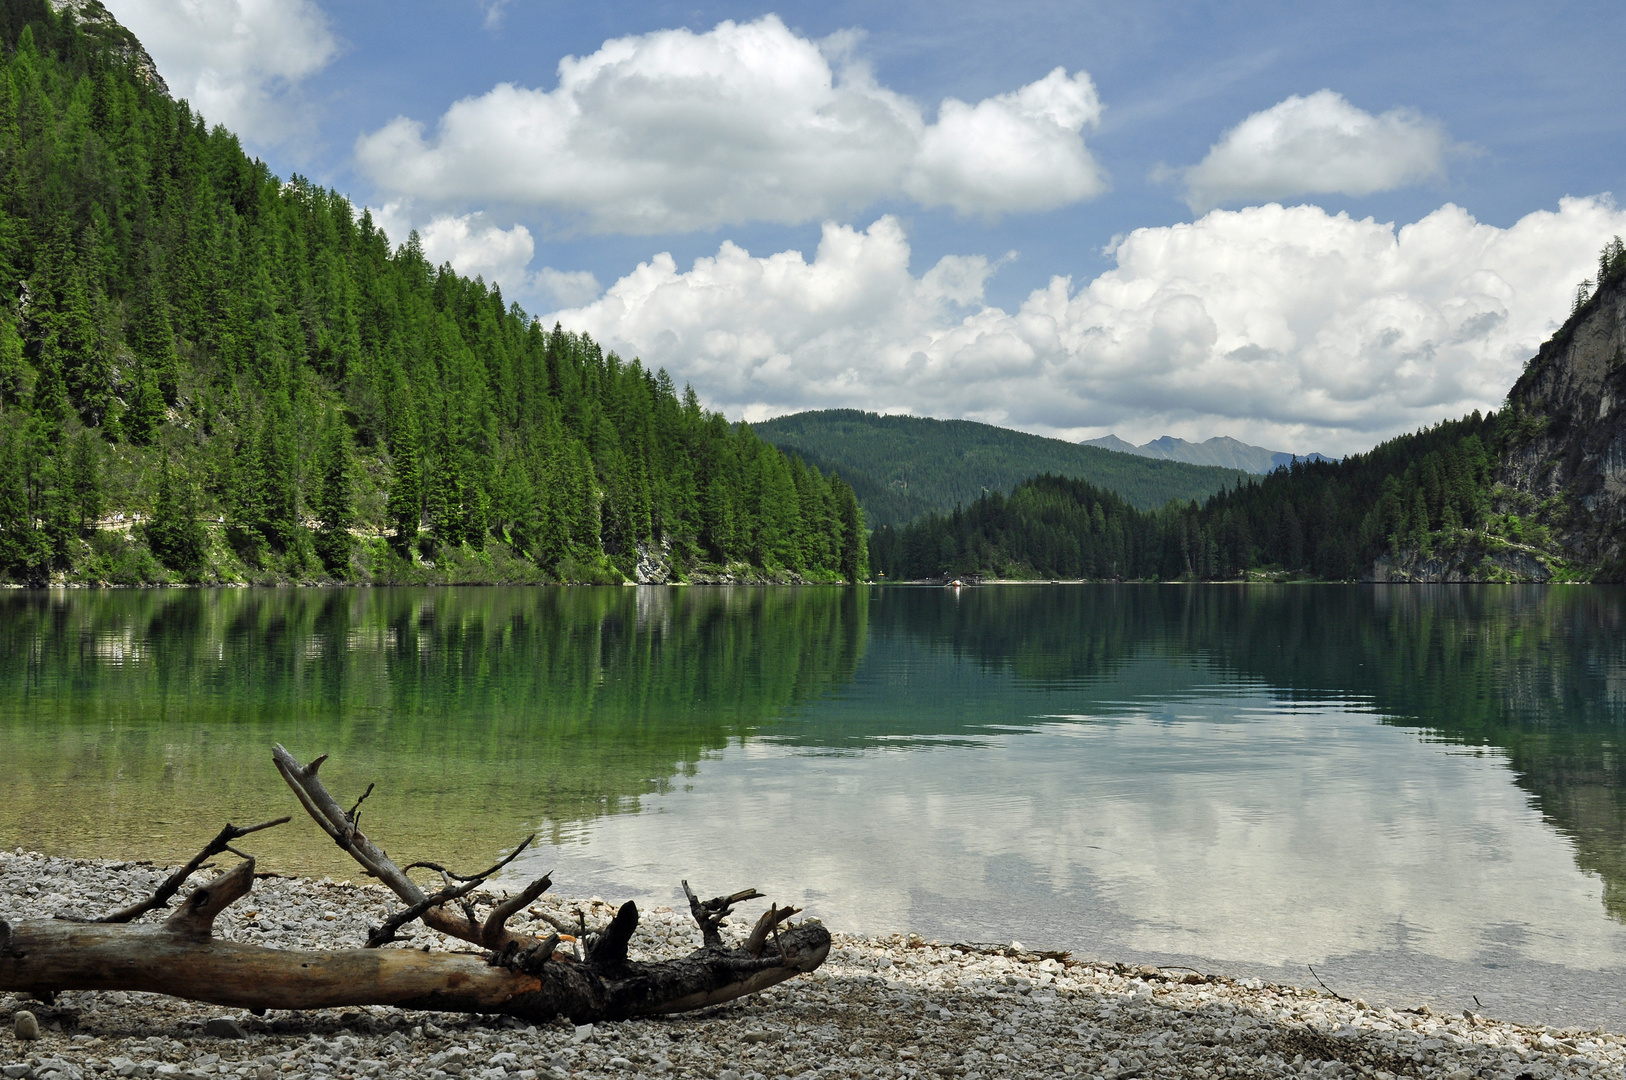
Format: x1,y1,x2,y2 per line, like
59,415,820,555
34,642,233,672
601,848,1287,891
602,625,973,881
0,7,853,584
874,412,1502,581
312,413,352,572
752,409,1252,526
143,453,206,574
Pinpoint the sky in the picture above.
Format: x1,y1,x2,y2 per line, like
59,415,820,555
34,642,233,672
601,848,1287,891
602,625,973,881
101,0,1626,456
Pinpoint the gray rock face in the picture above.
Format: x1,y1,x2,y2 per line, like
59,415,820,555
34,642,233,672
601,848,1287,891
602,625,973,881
1498,270,1626,572
1365,544,1554,583
44,0,170,95
633,538,672,584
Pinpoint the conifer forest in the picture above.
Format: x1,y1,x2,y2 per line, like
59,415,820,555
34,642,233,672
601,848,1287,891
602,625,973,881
0,3,867,585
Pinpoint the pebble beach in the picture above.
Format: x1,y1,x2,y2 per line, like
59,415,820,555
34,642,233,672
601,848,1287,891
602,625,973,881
3,850,1622,1080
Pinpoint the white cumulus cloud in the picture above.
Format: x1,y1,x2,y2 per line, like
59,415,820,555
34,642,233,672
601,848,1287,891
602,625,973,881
104,0,340,146
354,15,1106,234
370,203,598,310
417,212,536,289
1181,90,1455,213
548,197,1626,455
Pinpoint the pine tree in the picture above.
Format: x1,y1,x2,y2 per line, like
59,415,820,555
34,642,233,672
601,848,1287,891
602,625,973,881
387,428,422,548
832,476,868,582
312,416,353,572
0,428,41,577
124,363,164,444
66,428,100,532
144,454,207,574
0,316,22,407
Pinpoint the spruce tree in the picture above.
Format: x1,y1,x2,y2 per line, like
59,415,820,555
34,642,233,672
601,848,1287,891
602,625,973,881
124,363,164,444
133,279,180,402
832,476,868,582
0,316,22,407
66,428,99,532
0,430,40,578
387,430,422,548
312,416,353,572
144,454,207,574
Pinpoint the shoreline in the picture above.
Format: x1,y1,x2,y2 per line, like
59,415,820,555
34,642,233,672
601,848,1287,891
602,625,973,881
3,851,1620,1079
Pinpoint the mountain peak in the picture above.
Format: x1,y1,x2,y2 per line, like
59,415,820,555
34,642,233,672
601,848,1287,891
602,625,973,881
1082,433,1332,473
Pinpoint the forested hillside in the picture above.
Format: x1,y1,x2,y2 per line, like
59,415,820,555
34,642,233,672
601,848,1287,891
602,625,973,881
871,411,1515,581
752,409,1251,524
0,1,866,585
871,236,1626,582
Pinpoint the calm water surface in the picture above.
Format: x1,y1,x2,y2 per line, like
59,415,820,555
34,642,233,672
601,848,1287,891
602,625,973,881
4,584,1626,1025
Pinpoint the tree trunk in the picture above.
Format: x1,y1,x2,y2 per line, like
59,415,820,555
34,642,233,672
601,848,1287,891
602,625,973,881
0,747,831,1023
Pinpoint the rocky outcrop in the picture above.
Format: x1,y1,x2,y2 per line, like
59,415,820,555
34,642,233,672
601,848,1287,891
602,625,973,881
1497,266,1626,575
47,0,169,95
633,538,672,584
1365,542,1554,583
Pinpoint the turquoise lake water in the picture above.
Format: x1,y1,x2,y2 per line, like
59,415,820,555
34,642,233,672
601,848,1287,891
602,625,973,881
3,584,1625,1026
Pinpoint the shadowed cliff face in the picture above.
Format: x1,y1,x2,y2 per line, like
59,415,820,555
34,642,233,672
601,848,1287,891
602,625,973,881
1500,270,1626,570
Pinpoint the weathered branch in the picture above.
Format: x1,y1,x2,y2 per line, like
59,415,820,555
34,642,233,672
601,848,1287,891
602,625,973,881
65,817,288,924
1,749,832,1023
163,858,256,941
1,858,830,1022
683,881,763,947
745,903,801,958
271,744,538,953
483,875,553,949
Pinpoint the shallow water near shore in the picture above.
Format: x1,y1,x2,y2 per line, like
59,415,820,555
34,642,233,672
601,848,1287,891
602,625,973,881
4,584,1626,1027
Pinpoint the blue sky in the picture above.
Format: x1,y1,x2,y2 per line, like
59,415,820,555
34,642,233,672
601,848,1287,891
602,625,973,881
107,0,1626,454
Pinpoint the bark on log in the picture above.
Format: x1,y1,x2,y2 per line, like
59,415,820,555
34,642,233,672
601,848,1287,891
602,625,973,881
0,746,831,1023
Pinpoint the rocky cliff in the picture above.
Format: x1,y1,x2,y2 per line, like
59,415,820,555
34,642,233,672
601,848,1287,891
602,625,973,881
46,0,168,94
1497,257,1626,576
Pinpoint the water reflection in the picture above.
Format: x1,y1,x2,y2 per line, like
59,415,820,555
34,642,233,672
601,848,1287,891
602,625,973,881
0,587,867,873
6,584,1626,1023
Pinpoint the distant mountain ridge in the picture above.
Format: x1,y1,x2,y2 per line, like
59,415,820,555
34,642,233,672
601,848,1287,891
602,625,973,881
751,410,1251,527
1082,433,1333,473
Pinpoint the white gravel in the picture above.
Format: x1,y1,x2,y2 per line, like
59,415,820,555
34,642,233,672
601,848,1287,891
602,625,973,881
3,849,1622,1080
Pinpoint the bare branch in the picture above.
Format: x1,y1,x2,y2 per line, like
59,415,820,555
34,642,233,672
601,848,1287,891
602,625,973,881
272,744,543,953
588,901,639,968
164,859,257,941
367,842,538,949
745,903,801,957
682,881,763,947
67,818,289,925
369,875,488,948
483,876,552,949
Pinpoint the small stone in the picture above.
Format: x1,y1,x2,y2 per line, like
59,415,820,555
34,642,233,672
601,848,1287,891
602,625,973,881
742,1030,773,1044
2,1066,31,1079
571,1024,594,1044
12,1009,40,1040
204,1017,248,1039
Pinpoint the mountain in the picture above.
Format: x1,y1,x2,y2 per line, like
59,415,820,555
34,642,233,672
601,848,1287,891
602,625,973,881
1082,433,1333,473
870,413,1500,581
750,410,1253,527
872,241,1626,583
0,3,864,586
1493,239,1626,575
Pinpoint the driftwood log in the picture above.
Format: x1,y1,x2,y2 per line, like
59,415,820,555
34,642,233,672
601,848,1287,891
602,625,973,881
0,745,830,1023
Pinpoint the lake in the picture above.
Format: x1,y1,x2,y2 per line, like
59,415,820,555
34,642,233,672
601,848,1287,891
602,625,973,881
4,584,1626,1027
